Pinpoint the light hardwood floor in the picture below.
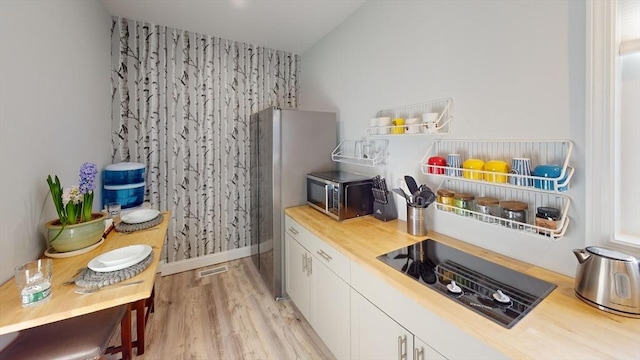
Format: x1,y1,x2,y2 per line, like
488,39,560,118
110,257,335,360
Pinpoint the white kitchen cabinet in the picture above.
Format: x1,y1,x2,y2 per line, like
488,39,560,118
350,260,506,360
284,215,351,359
285,232,311,319
351,289,446,360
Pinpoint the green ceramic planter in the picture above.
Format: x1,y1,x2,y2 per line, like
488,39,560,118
45,213,106,252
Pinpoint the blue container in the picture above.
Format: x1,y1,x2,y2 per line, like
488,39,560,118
103,162,145,186
103,182,145,209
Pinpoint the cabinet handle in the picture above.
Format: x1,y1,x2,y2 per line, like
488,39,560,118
414,347,424,360
289,227,299,235
302,253,307,273
307,256,313,276
316,250,333,262
397,335,407,360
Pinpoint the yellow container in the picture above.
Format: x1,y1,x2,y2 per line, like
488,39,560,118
462,159,484,180
392,118,405,134
484,160,510,183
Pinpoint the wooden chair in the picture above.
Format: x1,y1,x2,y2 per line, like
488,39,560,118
0,304,132,360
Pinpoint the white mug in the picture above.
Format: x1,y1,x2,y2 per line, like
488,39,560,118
377,117,391,135
422,112,439,134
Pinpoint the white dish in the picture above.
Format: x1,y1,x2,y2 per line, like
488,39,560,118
88,245,152,272
120,209,160,224
97,245,146,266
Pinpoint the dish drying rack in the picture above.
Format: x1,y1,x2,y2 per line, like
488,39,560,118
436,179,570,240
420,139,574,194
367,98,453,136
331,139,389,167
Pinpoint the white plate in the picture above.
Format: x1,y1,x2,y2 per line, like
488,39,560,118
88,245,152,272
97,245,146,266
120,209,160,224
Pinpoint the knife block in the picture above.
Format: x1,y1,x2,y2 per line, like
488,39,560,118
373,196,397,222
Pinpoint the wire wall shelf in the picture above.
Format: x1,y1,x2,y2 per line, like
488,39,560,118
436,179,570,240
421,139,574,194
331,139,389,167
367,98,453,136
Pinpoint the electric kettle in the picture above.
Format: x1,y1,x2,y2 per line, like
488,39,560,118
573,246,640,318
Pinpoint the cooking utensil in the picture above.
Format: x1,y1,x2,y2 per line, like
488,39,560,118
404,175,419,195
74,280,144,294
392,188,410,202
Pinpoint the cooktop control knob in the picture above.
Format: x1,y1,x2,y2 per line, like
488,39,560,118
493,290,511,304
447,280,463,294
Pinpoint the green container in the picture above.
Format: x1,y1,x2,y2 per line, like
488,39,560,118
45,213,106,252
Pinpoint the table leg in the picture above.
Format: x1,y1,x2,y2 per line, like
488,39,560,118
134,299,146,355
121,304,133,360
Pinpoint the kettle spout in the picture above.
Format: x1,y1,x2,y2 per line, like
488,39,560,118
573,248,590,264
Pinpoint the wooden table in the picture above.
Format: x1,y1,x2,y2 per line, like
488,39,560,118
0,211,169,357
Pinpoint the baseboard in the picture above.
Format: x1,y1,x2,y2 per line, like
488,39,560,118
159,246,252,276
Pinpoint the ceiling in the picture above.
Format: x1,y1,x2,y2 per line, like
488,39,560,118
101,0,366,54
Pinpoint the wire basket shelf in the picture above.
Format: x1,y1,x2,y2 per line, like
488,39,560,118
421,139,574,194
367,98,453,136
435,179,570,240
331,139,389,167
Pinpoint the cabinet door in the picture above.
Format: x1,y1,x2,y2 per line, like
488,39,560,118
285,233,310,319
351,289,412,360
414,336,447,360
310,258,351,360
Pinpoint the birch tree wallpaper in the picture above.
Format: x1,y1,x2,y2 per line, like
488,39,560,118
110,17,299,263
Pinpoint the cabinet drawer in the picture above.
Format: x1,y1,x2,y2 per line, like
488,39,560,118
285,215,315,251
307,238,350,283
285,216,350,283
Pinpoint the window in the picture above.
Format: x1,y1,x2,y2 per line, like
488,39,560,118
586,0,639,251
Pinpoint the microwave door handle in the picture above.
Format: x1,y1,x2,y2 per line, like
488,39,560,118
325,184,331,213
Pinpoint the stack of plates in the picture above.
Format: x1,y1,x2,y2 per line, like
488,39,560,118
88,244,152,272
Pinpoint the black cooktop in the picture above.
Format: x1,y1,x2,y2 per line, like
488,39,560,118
377,239,556,329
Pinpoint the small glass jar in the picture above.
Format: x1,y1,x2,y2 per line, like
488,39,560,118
453,193,475,216
476,197,499,223
437,189,455,211
536,206,561,236
500,201,528,229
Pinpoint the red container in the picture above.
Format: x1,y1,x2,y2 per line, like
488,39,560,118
427,156,447,174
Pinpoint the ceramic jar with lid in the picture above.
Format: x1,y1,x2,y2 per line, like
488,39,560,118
476,197,499,223
437,189,455,211
500,201,528,229
453,193,475,216
536,206,561,236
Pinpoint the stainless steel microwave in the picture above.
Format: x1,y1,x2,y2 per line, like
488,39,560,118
306,171,374,221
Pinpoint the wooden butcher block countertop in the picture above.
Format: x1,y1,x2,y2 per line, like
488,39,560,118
285,206,640,360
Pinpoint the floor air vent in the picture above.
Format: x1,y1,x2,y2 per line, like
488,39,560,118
198,265,229,278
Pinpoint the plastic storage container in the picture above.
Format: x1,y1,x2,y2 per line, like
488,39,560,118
102,162,146,209
103,162,145,186
103,182,145,209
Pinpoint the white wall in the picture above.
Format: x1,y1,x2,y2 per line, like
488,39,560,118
300,0,586,276
0,0,112,283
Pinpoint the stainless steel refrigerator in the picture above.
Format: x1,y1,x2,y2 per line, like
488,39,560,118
250,107,336,299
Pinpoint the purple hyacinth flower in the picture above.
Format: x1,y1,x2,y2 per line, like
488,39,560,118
79,162,98,194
